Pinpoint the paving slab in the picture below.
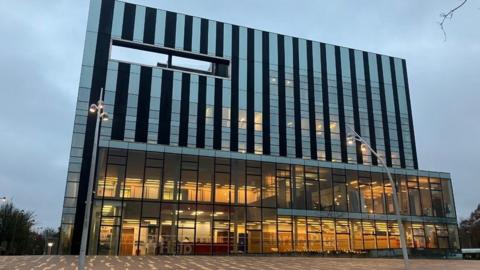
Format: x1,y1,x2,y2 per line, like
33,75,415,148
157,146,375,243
0,256,479,270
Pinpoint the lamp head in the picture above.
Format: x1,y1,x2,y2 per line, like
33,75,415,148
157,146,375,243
347,134,355,145
101,112,109,121
89,104,98,113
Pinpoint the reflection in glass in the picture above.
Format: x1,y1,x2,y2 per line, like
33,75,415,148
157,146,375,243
294,217,307,252
89,151,458,255
262,208,277,253
335,219,350,251
322,219,336,251
319,168,333,211
419,177,432,216
362,221,376,250
307,217,322,252
278,216,293,253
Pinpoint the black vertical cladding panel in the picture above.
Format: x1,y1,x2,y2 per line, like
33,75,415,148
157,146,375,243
111,63,131,140
135,67,152,142
246,28,255,153
157,12,176,144
262,31,271,155
134,8,156,143
143,8,157,44
183,16,193,51
121,3,136,40
111,2,136,141
277,35,287,156
306,41,317,160
320,43,332,161
401,59,419,169
230,26,240,151
163,11,176,48
362,52,378,165
213,22,224,150
334,46,348,163
72,0,115,254
292,38,303,158
196,19,209,148
178,74,191,147
349,49,363,164
158,70,174,145
376,55,392,167
390,57,406,168
178,16,193,147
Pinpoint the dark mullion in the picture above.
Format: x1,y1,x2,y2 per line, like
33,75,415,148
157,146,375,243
376,55,392,167
362,52,378,166
349,49,363,164
306,41,317,160
390,57,406,168
401,59,418,169
320,43,332,161
334,46,348,163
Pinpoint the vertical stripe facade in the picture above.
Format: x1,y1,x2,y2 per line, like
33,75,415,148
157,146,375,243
64,0,423,254
70,0,115,254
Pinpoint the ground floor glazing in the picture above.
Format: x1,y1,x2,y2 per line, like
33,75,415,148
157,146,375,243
78,147,459,255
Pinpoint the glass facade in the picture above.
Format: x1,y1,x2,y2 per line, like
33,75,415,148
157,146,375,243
86,148,458,255
60,0,458,256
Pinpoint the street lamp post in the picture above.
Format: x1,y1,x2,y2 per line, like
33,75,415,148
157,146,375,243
78,88,108,270
346,125,410,270
48,242,54,255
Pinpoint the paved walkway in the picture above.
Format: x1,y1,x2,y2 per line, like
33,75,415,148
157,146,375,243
0,256,479,270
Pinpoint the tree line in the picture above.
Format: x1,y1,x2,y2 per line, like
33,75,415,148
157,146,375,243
0,201,59,255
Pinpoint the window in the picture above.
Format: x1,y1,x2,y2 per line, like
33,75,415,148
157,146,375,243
172,55,212,72
111,44,168,67
111,39,230,78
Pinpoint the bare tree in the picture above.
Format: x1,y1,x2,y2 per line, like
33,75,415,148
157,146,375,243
439,0,468,41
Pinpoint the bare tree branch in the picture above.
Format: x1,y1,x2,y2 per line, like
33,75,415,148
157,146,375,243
439,0,468,41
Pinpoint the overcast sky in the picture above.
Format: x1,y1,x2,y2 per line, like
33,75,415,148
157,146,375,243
0,0,479,229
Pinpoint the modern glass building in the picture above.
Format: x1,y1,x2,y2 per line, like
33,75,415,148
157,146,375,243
59,0,460,257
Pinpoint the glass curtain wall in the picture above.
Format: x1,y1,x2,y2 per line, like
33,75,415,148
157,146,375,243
90,148,458,255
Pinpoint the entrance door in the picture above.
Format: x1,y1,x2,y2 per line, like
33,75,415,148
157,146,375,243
247,230,262,254
120,228,135,255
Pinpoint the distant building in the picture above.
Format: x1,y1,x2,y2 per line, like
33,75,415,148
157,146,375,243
59,0,460,257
